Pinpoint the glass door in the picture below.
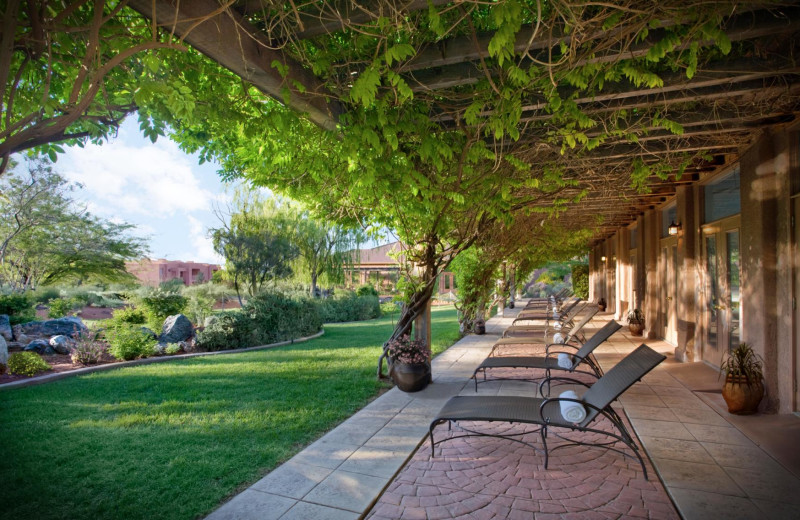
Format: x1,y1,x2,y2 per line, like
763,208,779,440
660,237,678,345
702,217,741,367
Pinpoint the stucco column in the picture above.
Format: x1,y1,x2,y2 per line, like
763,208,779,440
643,209,660,340
740,129,792,412
675,185,697,362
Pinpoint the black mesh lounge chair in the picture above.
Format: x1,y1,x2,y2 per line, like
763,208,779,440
430,344,666,479
514,297,582,323
504,303,595,339
488,308,600,357
473,320,622,390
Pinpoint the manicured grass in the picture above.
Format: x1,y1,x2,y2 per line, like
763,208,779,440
0,306,460,520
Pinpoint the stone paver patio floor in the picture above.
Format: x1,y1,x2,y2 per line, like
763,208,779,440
206,302,800,519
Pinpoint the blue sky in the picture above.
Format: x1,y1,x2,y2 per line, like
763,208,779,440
59,118,229,264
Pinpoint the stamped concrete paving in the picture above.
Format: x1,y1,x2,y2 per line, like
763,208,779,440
207,302,800,519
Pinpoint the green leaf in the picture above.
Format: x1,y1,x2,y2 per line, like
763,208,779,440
385,44,415,66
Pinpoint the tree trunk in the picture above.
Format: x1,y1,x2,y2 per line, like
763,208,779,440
310,271,318,298
377,263,438,379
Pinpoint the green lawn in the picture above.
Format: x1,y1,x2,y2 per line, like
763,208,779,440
0,306,460,520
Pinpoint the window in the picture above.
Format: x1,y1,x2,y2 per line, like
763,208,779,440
661,204,677,238
704,167,741,223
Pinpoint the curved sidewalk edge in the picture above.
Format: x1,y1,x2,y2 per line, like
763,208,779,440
0,329,325,391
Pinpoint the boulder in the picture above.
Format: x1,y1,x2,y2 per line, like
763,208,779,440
49,335,72,355
159,314,193,343
18,317,88,338
24,339,51,354
6,342,23,353
153,343,167,356
0,336,8,366
0,314,12,342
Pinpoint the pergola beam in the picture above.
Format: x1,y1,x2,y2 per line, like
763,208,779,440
129,0,341,130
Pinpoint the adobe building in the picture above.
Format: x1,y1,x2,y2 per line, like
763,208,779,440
125,259,220,287
589,125,800,414
346,242,456,294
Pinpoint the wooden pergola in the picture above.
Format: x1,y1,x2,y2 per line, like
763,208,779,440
129,1,800,244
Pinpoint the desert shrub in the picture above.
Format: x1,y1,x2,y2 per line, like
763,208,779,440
132,288,187,331
571,263,590,299
0,293,35,325
315,292,381,323
26,287,60,305
106,325,157,361
7,351,52,376
247,292,322,345
194,311,256,351
356,284,379,297
47,297,82,318
159,278,185,292
380,301,400,317
70,331,107,365
109,306,147,325
164,343,182,355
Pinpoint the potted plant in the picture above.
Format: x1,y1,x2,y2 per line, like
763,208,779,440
597,298,607,312
720,342,764,414
626,309,645,336
387,335,432,392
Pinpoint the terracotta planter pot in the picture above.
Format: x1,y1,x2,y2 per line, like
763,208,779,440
722,374,764,414
392,361,431,392
629,322,644,336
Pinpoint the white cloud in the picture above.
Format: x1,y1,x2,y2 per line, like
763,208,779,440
185,215,223,264
62,138,214,217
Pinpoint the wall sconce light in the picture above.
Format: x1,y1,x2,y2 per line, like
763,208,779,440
600,255,607,262
668,221,681,236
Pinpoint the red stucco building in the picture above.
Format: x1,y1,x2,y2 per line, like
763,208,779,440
125,259,220,287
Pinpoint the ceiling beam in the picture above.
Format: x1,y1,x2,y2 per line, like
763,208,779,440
406,7,800,91
130,0,341,130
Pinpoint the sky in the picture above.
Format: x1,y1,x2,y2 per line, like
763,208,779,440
58,118,230,264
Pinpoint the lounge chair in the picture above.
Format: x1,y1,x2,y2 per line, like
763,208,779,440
488,307,599,357
504,302,593,339
473,320,622,390
430,344,665,479
513,297,582,323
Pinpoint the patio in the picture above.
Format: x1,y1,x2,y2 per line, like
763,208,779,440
206,303,800,519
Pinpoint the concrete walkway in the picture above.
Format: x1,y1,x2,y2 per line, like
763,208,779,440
207,303,800,519
205,314,510,520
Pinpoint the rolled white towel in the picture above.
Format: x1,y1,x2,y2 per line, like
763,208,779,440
552,332,565,344
553,322,562,330
557,353,573,369
559,390,587,423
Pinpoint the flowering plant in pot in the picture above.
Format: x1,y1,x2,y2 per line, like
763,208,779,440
720,342,764,414
626,309,645,336
387,334,431,392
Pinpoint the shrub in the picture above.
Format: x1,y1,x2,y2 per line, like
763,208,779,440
48,297,82,318
356,284,379,297
7,351,52,376
247,292,322,345
134,288,188,331
380,301,400,317
194,311,256,351
106,325,157,361
110,306,147,325
315,293,381,323
26,287,60,305
165,343,182,355
70,331,107,365
0,293,35,325
570,263,590,299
